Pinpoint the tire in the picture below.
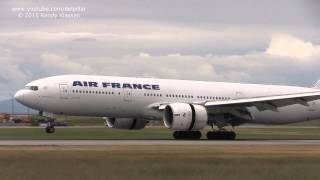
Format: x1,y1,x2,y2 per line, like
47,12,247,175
45,127,55,133
206,131,215,140
173,131,180,139
173,131,202,140
207,131,236,140
192,131,202,140
227,131,236,140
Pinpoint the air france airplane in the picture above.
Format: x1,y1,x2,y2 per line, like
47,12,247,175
14,75,320,140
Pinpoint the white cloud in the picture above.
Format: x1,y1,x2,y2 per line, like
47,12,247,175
0,20,276,53
0,1,319,102
40,53,94,74
0,46,31,82
0,17,320,100
138,53,150,57
266,34,320,59
197,63,216,78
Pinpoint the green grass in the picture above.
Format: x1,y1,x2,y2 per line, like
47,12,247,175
0,127,320,140
0,145,320,180
235,127,320,140
1,127,320,180
0,127,172,140
30,115,106,126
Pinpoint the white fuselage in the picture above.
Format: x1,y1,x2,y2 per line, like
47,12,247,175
14,75,320,125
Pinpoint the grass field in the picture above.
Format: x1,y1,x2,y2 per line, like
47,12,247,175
31,115,320,126
0,145,320,180
0,126,320,140
0,127,320,180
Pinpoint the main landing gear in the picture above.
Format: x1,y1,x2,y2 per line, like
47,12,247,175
173,130,236,140
173,131,202,140
206,131,236,140
205,123,237,140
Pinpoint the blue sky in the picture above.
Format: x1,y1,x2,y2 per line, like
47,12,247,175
0,0,320,100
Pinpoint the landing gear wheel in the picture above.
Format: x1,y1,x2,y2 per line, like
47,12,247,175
193,131,202,139
206,131,236,140
173,131,202,140
45,118,56,134
45,126,55,133
227,131,236,140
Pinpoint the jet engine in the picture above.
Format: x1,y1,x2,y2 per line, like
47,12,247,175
163,103,208,131
105,118,147,130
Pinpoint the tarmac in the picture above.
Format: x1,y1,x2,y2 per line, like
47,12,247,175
0,140,320,146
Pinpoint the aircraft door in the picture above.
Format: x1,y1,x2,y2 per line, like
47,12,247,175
123,88,132,102
235,91,244,100
59,84,69,99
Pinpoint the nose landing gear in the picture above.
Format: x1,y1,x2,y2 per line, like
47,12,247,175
39,111,56,134
45,118,56,134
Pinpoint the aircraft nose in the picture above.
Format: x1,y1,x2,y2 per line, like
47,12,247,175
14,90,24,103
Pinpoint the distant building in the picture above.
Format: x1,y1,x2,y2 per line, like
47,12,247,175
0,113,10,122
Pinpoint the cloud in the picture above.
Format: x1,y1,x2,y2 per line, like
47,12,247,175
266,34,320,59
3,33,320,86
0,46,33,99
0,46,31,82
84,35,319,85
72,37,97,42
0,32,319,101
40,53,94,74
0,20,276,56
138,53,150,57
0,0,319,101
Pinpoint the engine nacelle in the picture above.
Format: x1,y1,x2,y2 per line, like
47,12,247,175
163,103,208,131
105,118,146,130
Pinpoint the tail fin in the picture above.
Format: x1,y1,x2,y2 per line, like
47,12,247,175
313,80,320,89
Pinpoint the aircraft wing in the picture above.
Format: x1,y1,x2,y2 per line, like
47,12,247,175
149,91,320,112
205,91,320,112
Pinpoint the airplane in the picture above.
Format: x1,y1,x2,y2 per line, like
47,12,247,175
14,75,320,140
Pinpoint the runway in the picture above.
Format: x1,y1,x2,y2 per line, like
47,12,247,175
0,140,320,146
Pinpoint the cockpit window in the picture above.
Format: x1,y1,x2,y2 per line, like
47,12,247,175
25,86,39,91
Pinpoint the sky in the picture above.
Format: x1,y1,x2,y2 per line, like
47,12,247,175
0,0,320,100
